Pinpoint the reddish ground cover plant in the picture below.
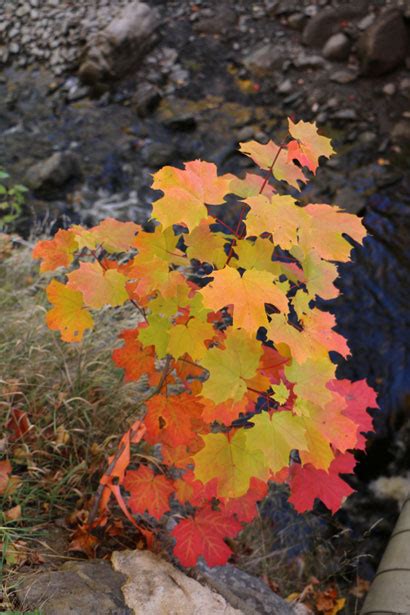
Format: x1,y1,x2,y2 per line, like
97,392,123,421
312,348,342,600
32,119,378,567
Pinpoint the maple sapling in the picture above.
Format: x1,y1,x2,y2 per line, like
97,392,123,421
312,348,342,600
33,118,378,567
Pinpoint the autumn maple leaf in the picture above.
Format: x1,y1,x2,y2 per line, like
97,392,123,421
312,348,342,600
32,229,78,272
46,280,94,342
123,466,174,520
144,393,207,447
288,452,356,513
171,506,242,567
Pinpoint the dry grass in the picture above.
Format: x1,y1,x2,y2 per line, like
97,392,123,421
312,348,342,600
0,237,147,610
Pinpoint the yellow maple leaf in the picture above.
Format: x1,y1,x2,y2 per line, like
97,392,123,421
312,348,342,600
167,319,215,361
288,118,335,173
246,411,308,473
239,140,306,189
200,266,288,333
193,430,266,498
200,329,262,404
151,160,232,230
46,279,94,342
245,194,308,248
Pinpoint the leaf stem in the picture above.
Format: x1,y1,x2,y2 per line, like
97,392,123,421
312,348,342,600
258,136,288,196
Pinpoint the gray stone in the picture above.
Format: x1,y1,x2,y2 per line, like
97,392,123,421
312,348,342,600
399,77,410,97
132,82,161,117
332,108,358,120
243,43,283,72
330,68,358,84
392,120,410,145
141,142,178,168
287,12,307,31
359,131,378,145
335,185,365,214
196,561,298,615
236,126,255,141
358,13,376,31
112,550,243,615
79,1,161,85
24,151,82,192
322,33,351,61
383,83,396,96
193,5,237,35
278,78,293,94
302,5,366,48
294,53,326,69
358,9,409,76
9,42,20,54
16,560,132,615
16,4,30,18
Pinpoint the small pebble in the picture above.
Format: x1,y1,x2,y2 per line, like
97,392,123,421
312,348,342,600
383,83,396,96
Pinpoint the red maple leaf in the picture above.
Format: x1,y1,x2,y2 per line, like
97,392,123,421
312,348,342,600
288,451,356,514
259,346,289,384
328,379,377,448
174,471,218,506
220,477,268,522
123,466,174,520
171,506,242,567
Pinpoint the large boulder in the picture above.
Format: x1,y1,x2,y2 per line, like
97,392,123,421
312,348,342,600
112,550,244,614
358,9,409,76
302,4,368,48
16,560,132,615
79,1,161,86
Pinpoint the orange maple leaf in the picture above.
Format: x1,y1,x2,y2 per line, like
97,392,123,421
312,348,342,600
123,466,174,520
144,393,207,447
32,229,78,272
112,328,158,385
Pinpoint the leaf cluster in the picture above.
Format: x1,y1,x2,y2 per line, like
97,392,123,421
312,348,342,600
32,119,378,567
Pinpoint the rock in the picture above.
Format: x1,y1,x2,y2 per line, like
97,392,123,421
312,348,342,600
359,131,378,145
141,142,178,167
330,68,358,84
24,152,82,192
335,185,365,214
196,562,298,615
294,53,326,69
243,43,283,73
358,13,376,31
193,5,237,35
112,550,243,614
383,83,396,96
358,9,409,76
132,82,161,117
236,126,255,141
392,120,410,146
332,108,358,120
302,5,366,48
278,78,293,94
400,77,410,97
79,1,161,86
287,13,307,31
9,42,20,54
16,560,132,615
322,33,351,61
